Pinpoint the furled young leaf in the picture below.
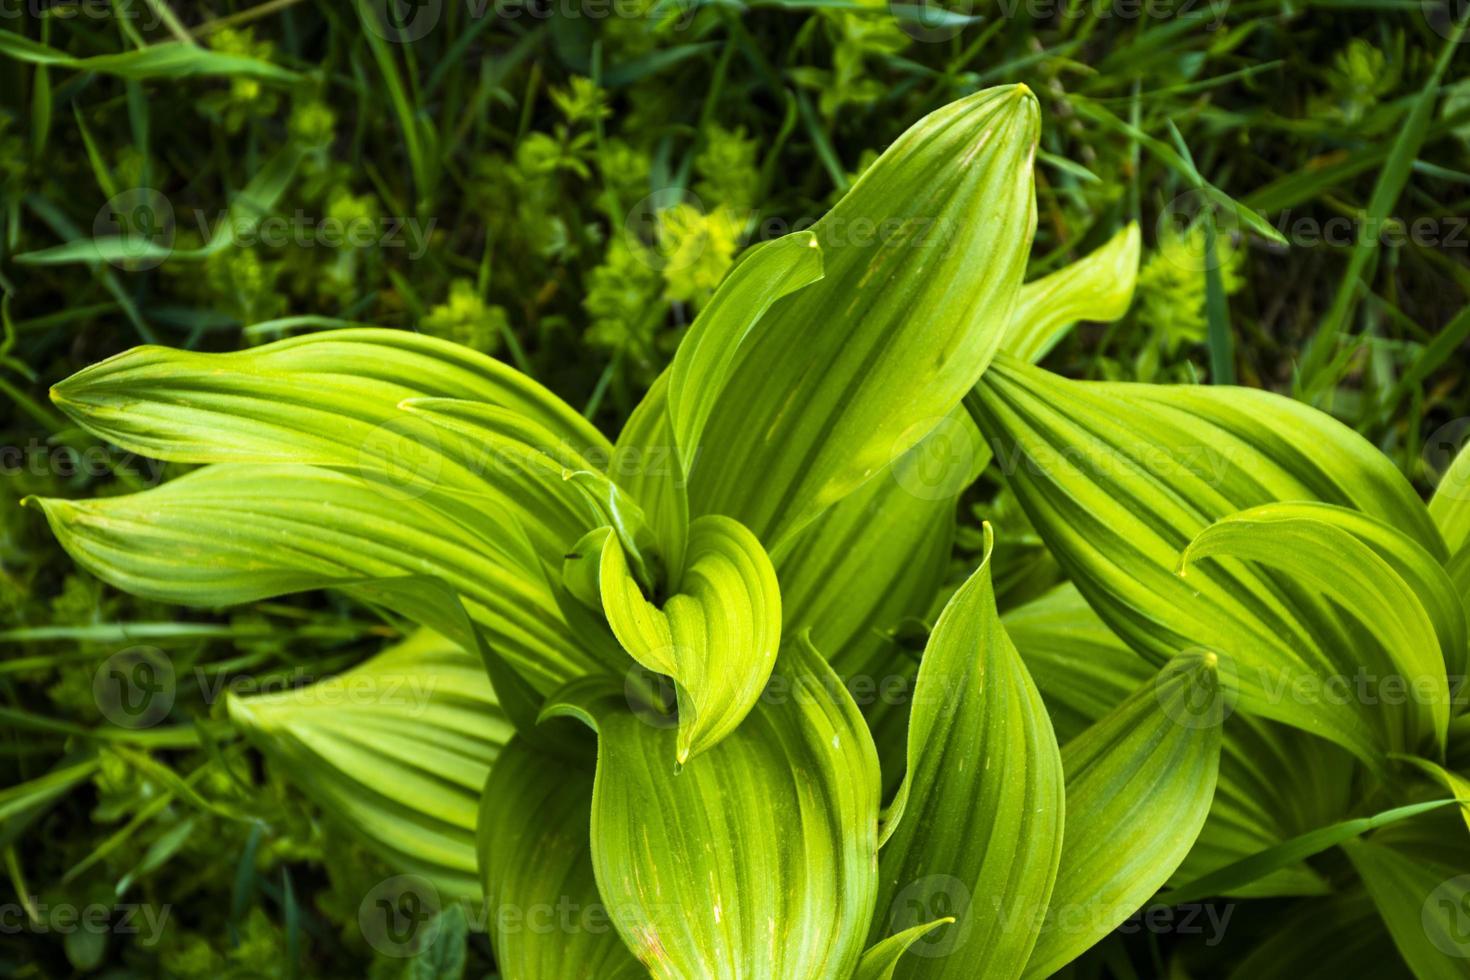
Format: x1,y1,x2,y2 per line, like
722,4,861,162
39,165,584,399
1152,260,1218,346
874,527,1064,980
542,636,879,980
27,464,623,693
228,630,511,899
1005,584,1349,898
598,514,781,761
687,84,1040,549
478,737,645,980
1001,223,1141,363
1181,504,1455,754
1023,651,1223,978
968,355,1445,765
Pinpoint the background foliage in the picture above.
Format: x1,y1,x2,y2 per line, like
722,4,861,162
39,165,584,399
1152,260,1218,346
0,0,1466,975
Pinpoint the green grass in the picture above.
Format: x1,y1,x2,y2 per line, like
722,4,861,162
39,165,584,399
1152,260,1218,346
0,1,1466,975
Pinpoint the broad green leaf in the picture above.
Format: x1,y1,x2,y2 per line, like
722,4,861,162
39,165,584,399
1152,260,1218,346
598,514,780,761
478,737,645,980
853,921,955,980
874,528,1064,980
397,395,659,585
1024,651,1223,978
543,636,879,979
1003,583,1154,744
27,464,622,693
1182,505,1453,754
48,329,610,566
0,29,299,83
1005,584,1348,898
776,416,971,789
667,232,824,468
1002,223,1141,363
1345,834,1470,977
766,226,1142,789
688,85,1040,549
1433,439,1470,607
968,355,1445,765
227,630,511,899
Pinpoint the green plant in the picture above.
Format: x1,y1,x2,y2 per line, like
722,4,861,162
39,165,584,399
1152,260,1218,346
25,84,1470,979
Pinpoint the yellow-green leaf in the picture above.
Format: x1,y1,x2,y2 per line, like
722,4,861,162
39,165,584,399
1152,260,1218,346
543,636,879,980
599,514,781,762
228,629,511,899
